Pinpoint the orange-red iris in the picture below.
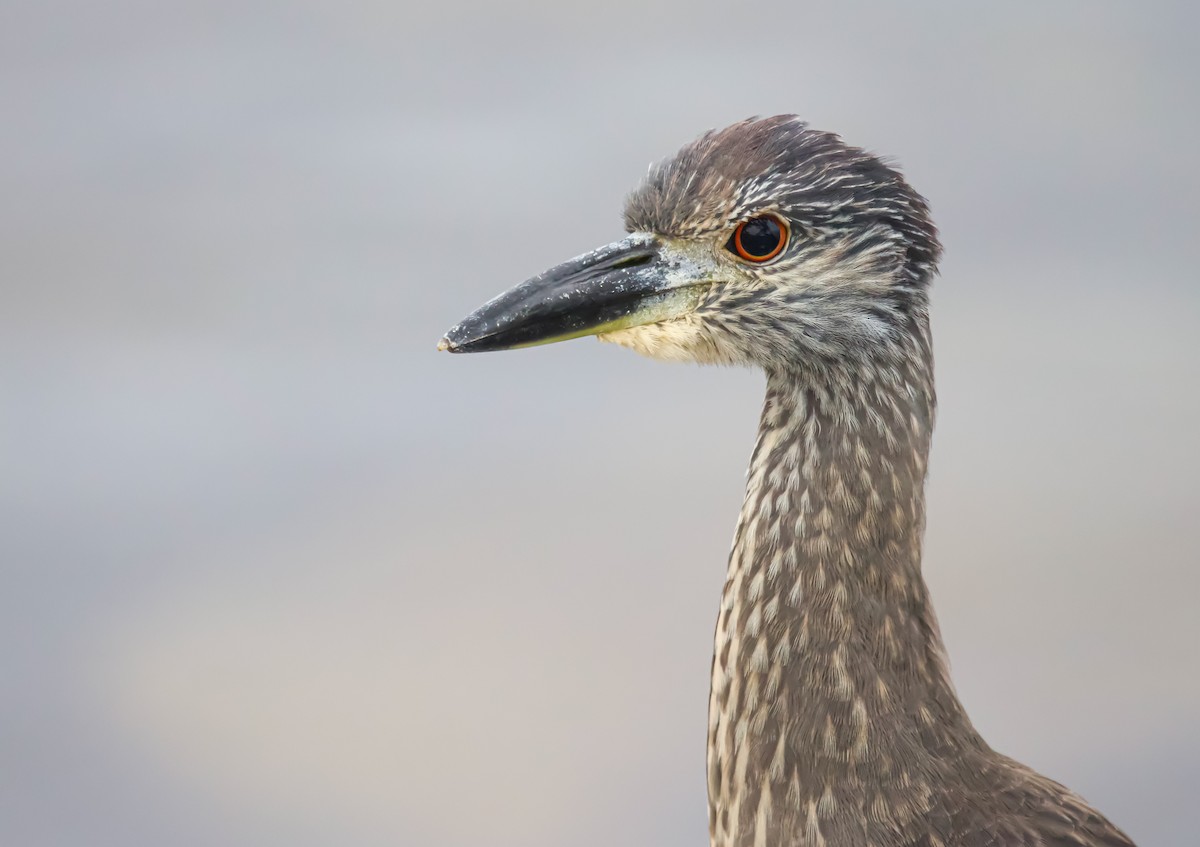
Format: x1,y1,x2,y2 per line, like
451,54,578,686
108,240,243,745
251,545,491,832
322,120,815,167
731,215,788,262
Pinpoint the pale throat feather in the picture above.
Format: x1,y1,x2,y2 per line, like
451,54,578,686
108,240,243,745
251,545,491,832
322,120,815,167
706,340,987,847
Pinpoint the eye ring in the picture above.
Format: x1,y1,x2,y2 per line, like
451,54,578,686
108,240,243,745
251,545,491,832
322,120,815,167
727,214,788,263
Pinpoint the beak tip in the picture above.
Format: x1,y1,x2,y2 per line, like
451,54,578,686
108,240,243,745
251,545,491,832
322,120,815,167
439,325,471,353
441,318,495,353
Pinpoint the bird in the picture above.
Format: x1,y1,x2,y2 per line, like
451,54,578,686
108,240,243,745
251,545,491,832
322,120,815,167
439,116,1136,847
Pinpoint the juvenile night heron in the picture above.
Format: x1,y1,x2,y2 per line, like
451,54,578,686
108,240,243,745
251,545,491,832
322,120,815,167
440,116,1135,847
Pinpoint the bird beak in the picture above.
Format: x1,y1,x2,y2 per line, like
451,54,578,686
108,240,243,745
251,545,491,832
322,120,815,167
439,234,708,353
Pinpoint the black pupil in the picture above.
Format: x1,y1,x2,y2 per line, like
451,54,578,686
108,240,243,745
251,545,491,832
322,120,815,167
738,217,781,257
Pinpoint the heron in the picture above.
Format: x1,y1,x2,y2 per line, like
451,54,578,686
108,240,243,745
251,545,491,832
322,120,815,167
439,116,1135,847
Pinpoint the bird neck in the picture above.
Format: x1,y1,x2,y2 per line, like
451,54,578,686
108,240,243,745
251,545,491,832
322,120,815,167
708,343,987,846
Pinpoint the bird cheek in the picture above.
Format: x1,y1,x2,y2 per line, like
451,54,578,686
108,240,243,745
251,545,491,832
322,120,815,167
597,316,730,365
599,319,694,361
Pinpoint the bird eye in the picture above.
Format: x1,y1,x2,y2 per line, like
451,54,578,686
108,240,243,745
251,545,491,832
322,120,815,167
727,215,788,263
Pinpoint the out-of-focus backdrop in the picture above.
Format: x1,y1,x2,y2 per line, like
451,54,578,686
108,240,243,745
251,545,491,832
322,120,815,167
3,2,1198,845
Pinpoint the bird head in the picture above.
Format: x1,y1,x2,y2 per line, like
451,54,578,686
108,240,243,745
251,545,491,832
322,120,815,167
441,116,941,375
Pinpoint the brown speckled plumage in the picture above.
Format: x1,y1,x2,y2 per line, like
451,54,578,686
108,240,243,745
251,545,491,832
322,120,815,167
443,116,1136,847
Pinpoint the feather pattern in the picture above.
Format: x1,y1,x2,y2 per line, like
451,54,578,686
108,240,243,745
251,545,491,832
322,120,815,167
615,117,1136,847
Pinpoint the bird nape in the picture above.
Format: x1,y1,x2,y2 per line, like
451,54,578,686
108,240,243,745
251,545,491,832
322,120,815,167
440,116,1135,847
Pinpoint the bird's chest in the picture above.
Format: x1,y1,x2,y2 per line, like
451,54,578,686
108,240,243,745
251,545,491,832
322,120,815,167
705,535,927,847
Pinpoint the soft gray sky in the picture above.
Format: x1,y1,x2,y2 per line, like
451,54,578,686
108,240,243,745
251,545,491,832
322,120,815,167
2,2,1198,845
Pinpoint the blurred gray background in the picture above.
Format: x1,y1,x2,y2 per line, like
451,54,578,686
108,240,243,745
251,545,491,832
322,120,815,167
3,2,1198,845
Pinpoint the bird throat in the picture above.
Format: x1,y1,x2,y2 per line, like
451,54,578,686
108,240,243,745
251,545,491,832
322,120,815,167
707,359,986,847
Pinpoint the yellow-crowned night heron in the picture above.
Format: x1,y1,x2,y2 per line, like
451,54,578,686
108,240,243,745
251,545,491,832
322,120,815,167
440,116,1135,847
